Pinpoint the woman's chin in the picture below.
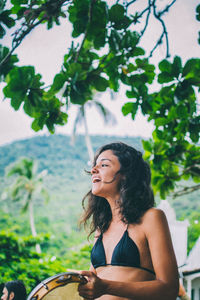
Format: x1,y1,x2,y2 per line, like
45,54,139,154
92,188,104,197
92,189,99,196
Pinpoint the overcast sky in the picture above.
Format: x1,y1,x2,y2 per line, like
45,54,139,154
0,0,199,146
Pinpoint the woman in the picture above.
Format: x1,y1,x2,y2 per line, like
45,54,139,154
1,280,27,300
78,142,179,300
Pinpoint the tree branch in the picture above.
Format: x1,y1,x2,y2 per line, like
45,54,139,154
0,18,45,67
139,0,152,38
126,0,138,8
74,0,97,63
179,164,200,177
0,0,70,67
126,0,177,58
172,184,200,198
151,0,170,58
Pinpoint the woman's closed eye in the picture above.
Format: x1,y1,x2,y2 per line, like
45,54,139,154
101,163,109,167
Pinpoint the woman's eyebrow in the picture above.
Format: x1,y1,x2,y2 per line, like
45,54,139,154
96,158,112,164
100,158,112,162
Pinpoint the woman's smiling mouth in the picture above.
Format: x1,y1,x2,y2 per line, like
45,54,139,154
92,177,101,183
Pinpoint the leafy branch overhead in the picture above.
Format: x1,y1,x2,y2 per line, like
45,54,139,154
1,0,200,198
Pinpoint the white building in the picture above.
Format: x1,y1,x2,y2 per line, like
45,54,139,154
158,200,200,300
180,237,200,300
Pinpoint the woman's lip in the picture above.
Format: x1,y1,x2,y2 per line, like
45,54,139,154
92,177,101,183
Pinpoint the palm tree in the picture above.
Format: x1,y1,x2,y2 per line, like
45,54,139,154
71,97,116,164
6,157,49,254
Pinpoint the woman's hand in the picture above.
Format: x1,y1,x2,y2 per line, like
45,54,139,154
78,270,106,299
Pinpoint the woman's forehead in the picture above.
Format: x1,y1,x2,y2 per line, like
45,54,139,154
96,150,119,163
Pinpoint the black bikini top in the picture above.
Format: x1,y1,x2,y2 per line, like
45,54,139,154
91,229,155,275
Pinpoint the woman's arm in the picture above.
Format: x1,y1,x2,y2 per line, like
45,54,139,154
78,208,179,300
144,208,179,298
89,264,97,274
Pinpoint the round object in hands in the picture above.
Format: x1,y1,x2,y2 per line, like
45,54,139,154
27,272,87,300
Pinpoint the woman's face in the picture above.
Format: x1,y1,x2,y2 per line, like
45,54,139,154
1,287,14,300
91,150,122,200
1,287,9,300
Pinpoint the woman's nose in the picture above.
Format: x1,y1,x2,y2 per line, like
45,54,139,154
91,165,98,174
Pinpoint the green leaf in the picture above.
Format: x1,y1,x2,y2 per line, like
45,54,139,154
189,130,199,143
113,16,131,30
142,140,153,153
0,25,5,38
158,72,174,84
11,0,28,5
154,129,164,140
51,73,66,92
126,90,138,99
176,104,188,118
92,76,108,91
175,80,194,100
24,100,34,116
0,46,18,79
70,86,86,105
0,10,15,29
127,63,137,72
69,1,89,37
109,4,125,22
198,31,200,44
121,30,139,49
122,102,138,119
31,119,41,131
196,4,200,21
174,120,188,138
109,30,122,52
153,153,164,166
3,66,44,111
172,56,182,78
158,59,172,73
167,106,177,121
183,59,199,76
68,63,82,77
155,117,168,127
132,47,145,57
72,20,87,37
93,30,106,49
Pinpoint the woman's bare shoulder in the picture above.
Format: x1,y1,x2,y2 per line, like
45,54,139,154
143,207,166,219
141,207,168,229
128,208,167,236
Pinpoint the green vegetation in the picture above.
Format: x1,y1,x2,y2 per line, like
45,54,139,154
0,134,143,293
0,134,199,293
1,1,199,199
5,157,50,253
1,0,200,294
0,134,199,250
0,228,67,294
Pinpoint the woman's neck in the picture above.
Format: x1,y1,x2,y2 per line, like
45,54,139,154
110,204,122,223
105,195,124,223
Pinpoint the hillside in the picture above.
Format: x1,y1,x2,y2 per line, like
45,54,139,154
0,134,199,257
0,134,143,176
0,134,143,257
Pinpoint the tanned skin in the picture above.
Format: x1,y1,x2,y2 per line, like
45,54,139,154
78,150,179,300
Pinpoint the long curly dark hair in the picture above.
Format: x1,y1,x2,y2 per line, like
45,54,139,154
80,142,155,237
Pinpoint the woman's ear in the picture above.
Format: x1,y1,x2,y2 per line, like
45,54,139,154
9,292,14,300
